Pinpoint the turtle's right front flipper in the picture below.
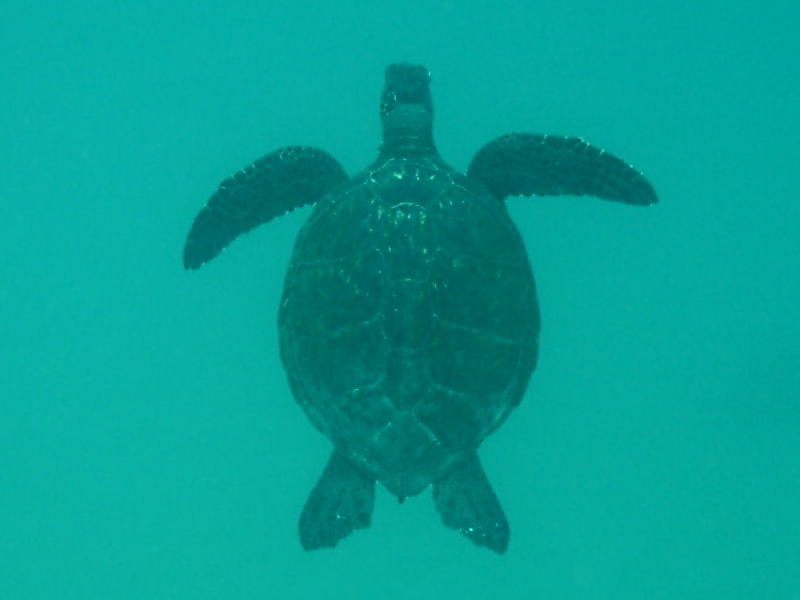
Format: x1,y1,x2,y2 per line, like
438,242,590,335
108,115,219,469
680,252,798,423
183,146,348,269
467,133,657,206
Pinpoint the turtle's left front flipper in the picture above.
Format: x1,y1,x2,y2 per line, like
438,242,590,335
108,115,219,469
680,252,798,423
467,133,657,206
183,146,348,269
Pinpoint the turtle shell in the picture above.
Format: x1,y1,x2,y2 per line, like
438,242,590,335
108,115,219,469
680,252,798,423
278,154,539,499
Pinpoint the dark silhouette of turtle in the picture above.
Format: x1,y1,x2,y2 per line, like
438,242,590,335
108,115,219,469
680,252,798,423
183,63,657,554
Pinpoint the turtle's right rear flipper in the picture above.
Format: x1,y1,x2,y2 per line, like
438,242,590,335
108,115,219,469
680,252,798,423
183,146,347,269
433,452,509,553
299,450,375,551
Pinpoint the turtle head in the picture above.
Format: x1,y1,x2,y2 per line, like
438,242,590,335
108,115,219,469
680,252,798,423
379,63,435,155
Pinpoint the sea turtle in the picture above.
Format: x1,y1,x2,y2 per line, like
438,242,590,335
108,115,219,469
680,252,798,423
183,63,657,554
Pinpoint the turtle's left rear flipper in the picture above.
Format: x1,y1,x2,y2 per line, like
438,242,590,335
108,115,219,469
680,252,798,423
183,146,347,269
299,450,375,551
468,133,657,206
433,452,509,553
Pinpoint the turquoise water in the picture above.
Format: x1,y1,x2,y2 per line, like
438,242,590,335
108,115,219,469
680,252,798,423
2,0,797,597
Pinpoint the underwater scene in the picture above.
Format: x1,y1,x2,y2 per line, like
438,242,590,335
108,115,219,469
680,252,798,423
2,0,797,597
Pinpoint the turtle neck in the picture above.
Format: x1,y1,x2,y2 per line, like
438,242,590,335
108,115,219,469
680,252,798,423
379,104,436,158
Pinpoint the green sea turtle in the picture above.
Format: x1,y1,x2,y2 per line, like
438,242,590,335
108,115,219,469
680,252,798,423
183,63,657,553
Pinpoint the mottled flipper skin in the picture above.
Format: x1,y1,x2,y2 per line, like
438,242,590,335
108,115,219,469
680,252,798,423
433,453,509,553
183,146,347,269
468,133,657,205
299,451,375,550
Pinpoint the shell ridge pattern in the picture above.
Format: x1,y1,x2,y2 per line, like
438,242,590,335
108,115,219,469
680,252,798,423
291,185,378,268
431,316,520,347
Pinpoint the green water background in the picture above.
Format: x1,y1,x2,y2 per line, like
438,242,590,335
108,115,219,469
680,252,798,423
2,0,797,597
